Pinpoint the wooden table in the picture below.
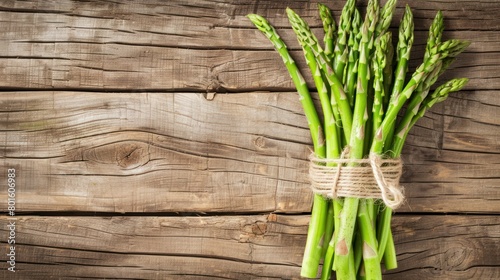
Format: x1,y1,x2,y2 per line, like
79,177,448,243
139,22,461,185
0,0,498,279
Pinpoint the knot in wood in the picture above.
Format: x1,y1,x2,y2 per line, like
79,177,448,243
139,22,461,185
253,136,266,149
443,246,469,270
116,142,150,169
239,220,268,243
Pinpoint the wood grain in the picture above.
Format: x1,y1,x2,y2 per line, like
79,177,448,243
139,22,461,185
0,91,498,213
0,214,498,279
0,0,497,91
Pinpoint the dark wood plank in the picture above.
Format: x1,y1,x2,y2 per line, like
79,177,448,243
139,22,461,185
0,91,498,213
0,214,498,279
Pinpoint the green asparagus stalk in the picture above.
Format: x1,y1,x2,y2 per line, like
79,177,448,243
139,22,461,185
383,5,414,151
299,36,342,275
395,39,469,149
392,78,469,155
375,10,444,266
247,14,329,278
372,32,391,135
286,7,353,143
356,1,382,279
371,5,426,269
345,8,362,107
393,39,470,147
317,4,343,141
334,0,356,83
375,0,397,111
287,9,348,277
375,0,397,38
425,11,444,61
298,44,341,161
318,3,337,60
382,79,469,271
372,42,444,155
320,204,336,280
392,63,442,149
375,36,470,271
247,15,325,154
382,34,394,113
335,1,381,279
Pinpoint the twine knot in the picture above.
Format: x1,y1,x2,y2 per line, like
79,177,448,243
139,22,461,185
308,147,405,209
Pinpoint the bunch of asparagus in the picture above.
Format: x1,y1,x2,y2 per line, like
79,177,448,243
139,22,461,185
248,0,469,279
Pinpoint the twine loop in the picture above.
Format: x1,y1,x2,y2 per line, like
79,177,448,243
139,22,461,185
308,147,405,209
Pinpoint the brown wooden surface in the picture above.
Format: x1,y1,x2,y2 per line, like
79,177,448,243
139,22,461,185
0,214,499,279
0,91,498,214
0,0,499,279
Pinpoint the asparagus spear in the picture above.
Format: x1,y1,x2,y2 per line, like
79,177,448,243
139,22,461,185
283,8,346,277
372,32,392,136
317,4,343,142
394,39,470,150
383,5,414,151
382,34,394,113
375,0,397,38
425,11,444,61
355,1,382,278
374,80,468,268
334,0,356,83
335,1,381,279
375,10,445,267
328,10,361,277
375,0,397,111
247,15,324,154
319,3,337,60
296,39,341,161
345,8,362,107
317,6,344,268
247,16,330,277
374,37,469,271
371,40,450,155
392,78,469,155
286,7,353,143
297,31,343,279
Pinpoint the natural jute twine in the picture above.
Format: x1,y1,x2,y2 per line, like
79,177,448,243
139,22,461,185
309,147,405,209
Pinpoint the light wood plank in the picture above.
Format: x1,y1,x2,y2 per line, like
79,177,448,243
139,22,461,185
0,214,498,279
0,91,498,213
0,0,497,91
0,91,313,213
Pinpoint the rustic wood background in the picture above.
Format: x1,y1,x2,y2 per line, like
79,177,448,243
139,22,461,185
0,0,498,279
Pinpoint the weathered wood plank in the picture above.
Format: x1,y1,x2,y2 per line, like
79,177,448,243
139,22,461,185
1,0,498,32
0,91,498,213
0,0,497,91
389,215,500,280
0,91,312,213
0,214,498,279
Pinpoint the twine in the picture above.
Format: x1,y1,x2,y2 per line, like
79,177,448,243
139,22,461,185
309,147,405,209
